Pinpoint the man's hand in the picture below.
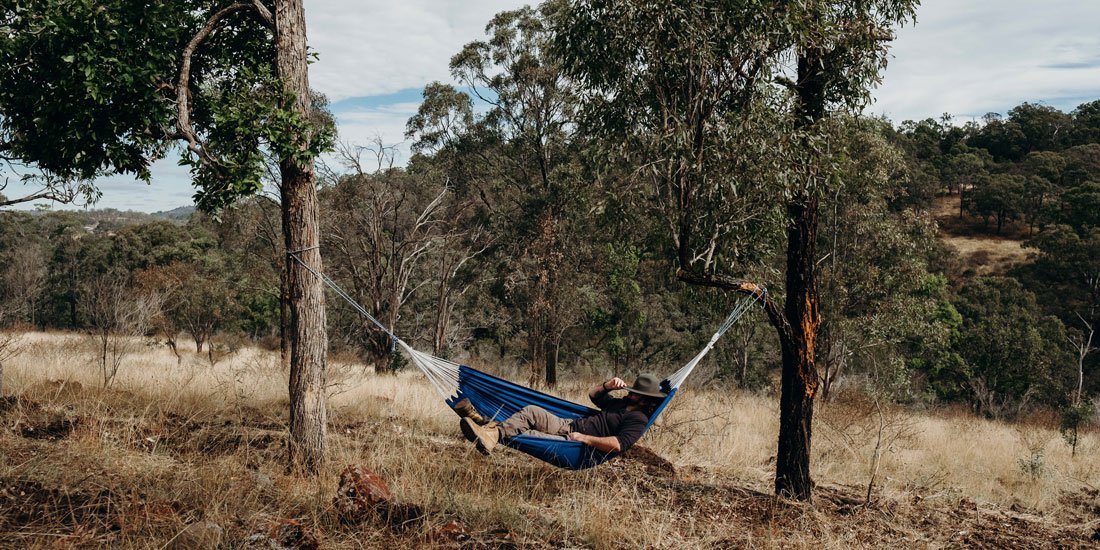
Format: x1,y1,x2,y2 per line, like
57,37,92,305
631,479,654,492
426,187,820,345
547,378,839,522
568,431,621,453
602,377,627,391
589,376,626,402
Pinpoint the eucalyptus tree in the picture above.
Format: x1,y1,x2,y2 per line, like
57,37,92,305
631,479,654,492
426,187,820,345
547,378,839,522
1019,150,1066,233
321,142,455,367
816,119,947,401
964,174,1025,233
409,7,592,386
1073,100,1100,145
0,1,334,473
552,0,918,500
951,277,1071,418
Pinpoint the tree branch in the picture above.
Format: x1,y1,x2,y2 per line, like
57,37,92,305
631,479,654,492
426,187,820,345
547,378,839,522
675,267,790,339
0,173,94,208
0,189,58,208
251,0,274,28
173,3,253,169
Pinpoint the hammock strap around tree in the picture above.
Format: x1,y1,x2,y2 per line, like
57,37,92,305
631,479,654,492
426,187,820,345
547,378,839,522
288,250,764,469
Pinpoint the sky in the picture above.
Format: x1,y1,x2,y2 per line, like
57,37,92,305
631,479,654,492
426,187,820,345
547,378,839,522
12,0,1100,213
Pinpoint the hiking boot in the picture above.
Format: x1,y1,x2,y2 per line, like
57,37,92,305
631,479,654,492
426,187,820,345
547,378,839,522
458,418,497,444
460,417,499,455
452,398,493,425
459,419,477,442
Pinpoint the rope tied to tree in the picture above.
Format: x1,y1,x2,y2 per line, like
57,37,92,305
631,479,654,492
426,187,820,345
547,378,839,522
286,248,401,344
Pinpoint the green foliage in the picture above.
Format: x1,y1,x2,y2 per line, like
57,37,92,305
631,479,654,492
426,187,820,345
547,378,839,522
0,0,186,180
587,243,646,364
1019,225,1100,327
817,119,950,400
406,6,601,381
406,82,475,157
969,113,1029,162
1060,399,1095,454
1057,182,1100,230
963,174,1025,233
1008,103,1075,153
1060,144,1100,187
1017,448,1047,481
1073,100,1100,144
948,277,1072,417
0,1,335,214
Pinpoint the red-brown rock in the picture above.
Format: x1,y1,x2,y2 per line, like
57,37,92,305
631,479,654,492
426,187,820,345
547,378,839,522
433,519,468,542
333,464,392,521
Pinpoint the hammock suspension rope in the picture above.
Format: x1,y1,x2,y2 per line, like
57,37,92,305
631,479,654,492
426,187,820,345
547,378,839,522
288,251,763,469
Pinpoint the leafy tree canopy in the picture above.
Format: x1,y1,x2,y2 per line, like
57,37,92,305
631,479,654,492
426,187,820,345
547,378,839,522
0,0,334,211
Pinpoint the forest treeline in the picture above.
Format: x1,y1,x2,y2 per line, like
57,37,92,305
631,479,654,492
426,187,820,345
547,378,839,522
2,95,1097,422
0,13,1097,430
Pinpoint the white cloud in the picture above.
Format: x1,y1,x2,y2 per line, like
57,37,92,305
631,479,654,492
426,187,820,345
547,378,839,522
307,0,1100,139
329,102,422,166
305,0,527,101
91,164,196,212
872,0,1100,122
9,157,196,213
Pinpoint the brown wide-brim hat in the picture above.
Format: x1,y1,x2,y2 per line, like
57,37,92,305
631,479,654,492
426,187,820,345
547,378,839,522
625,373,667,399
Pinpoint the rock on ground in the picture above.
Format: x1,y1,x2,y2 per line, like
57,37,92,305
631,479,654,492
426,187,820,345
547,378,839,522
333,464,392,521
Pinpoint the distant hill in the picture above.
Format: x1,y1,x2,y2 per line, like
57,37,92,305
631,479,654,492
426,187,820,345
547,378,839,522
150,206,195,221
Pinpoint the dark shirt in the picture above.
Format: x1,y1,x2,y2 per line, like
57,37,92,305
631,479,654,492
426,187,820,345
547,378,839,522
570,391,649,452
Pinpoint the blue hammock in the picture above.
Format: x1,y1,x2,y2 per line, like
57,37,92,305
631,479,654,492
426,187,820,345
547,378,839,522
287,252,761,470
444,365,679,469
400,292,756,469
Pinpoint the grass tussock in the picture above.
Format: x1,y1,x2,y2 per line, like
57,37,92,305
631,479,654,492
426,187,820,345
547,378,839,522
1,330,1097,548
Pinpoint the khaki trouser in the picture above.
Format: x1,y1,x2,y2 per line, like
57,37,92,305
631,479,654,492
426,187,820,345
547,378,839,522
500,405,573,440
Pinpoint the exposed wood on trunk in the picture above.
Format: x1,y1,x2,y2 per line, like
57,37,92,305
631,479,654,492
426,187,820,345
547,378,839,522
774,198,820,500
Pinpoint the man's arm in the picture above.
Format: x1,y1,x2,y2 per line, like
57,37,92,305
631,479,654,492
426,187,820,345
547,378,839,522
568,431,621,453
589,377,627,407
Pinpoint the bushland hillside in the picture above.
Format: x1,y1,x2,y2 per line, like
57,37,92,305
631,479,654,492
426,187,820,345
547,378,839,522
1,2,1099,548
2,333,1097,548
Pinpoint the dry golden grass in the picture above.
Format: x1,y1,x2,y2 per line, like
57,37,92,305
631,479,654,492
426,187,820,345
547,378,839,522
931,195,1032,275
940,234,1031,275
1,331,1097,548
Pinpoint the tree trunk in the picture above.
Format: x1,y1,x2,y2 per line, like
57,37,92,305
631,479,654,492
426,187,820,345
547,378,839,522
100,328,111,388
528,323,546,388
738,349,748,387
773,48,826,501
276,0,328,475
433,258,452,355
545,338,558,387
279,259,291,372
774,199,821,501
162,329,180,364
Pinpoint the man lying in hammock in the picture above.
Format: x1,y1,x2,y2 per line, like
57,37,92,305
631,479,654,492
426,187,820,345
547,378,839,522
453,374,667,455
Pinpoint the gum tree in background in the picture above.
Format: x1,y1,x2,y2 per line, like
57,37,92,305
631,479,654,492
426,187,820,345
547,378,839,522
553,0,918,500
0,1,333,473
408,8,589,386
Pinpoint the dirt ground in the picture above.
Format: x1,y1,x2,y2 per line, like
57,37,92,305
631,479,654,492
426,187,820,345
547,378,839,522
2,389,1097,549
